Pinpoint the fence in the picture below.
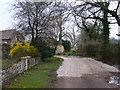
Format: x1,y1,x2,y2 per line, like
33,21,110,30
2,56,41,85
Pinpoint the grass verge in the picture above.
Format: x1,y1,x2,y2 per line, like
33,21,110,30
4,57,63,88
81,55,98,60
60,51,77,56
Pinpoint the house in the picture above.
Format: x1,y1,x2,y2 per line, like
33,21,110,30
0,29,25,45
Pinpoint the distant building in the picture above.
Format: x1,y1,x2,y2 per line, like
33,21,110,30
0,29,25,45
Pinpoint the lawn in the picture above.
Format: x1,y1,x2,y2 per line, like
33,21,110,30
4,57,63,88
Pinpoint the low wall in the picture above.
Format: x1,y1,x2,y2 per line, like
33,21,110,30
2,56,41,85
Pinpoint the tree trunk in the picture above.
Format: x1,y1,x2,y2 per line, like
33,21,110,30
102,3,109,45
31,29,35,44
58,26,62,45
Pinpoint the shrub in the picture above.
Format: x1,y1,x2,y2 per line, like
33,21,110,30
2,51,10,59
77,40,100,57
99,43,120,64
33,41,55,59
62,40,71,52
9,42,40,59
2,44,11,59
78,40,120,65
9,43,25,59
23,41,41,57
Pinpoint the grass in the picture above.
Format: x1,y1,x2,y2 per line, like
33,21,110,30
60,51,77,56
44,57,63,61
4,57,63,88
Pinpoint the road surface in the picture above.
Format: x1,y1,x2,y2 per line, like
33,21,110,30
53,56,119,88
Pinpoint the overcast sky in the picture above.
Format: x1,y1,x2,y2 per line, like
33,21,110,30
0,0,119,39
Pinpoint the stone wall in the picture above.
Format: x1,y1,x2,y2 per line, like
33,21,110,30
2,56,41,85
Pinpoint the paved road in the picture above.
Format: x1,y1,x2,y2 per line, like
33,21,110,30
53,56,119,88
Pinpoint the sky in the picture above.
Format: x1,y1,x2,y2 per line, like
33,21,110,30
0,0,15,30
0,0,119,39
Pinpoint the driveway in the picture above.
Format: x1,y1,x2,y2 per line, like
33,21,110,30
53,56,119,88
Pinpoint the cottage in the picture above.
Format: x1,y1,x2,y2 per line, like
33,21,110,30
0,29,25,45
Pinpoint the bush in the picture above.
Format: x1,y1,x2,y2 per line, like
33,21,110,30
99,43,120,64
2,51,10,59
62,40,71,52
78,41,120,65
23,41,41,58
77,40,100,57
2,44,10,59
33,41,55,59
9,43,25,59
9,42,40,59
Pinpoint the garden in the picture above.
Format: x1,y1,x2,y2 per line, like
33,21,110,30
4,57,63,88
2,41,41,70
2,40,64,88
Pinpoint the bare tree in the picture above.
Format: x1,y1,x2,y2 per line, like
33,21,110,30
71,1,119,44
64,24,80,47
13,2,53,43
86,1,120,26
48,2,71,45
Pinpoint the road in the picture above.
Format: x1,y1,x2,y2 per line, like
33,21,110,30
53,56,119,88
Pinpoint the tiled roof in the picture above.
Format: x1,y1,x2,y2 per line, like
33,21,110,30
0,29,16,39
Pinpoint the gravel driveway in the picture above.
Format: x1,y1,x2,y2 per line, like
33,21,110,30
53,56,119,88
